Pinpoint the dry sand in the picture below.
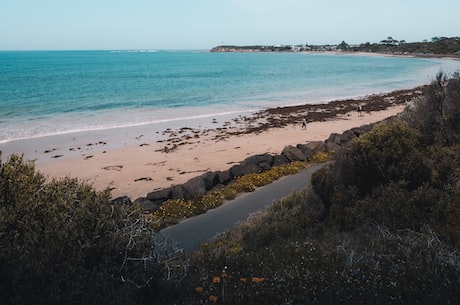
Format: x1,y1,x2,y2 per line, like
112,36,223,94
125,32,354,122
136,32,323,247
2,87,424,200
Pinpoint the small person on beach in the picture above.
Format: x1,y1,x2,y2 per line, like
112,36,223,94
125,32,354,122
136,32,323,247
301,116,307,129
357,105,363,117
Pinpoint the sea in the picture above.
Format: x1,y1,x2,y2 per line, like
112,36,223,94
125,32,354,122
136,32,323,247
1,50,459,144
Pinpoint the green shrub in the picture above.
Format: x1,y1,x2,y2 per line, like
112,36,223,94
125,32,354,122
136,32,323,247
181,204,460,305
346,121,431,194
404,72,460,145
0,154,170,305
313,121,432,209
348,182,455,232
425,144,460,188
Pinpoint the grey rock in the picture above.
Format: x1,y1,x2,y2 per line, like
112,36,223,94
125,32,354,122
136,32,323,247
281,145,306,162
243,154,274,168
351,124,373,137
170,185,187,200
110,195,132,205
146,187,172,202
200,171,220,190
296,144,315,160
231,162,260,177
182,176,208,201
273,154,290,166
304,141,327,154
134,197,160,212
216,169,233,185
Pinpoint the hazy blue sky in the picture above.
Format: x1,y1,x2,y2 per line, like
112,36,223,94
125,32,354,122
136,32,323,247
1,0,459,50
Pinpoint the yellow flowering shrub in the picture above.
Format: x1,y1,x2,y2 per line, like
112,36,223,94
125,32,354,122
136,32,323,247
153,160,327,228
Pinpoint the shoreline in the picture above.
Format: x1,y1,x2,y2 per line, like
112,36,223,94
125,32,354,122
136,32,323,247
1,86,423,200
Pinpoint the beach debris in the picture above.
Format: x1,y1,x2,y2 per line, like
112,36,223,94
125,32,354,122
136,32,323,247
44,148,57,154
84,155,94,160
146,161,166,166
102,165,123,171
134,177,152,182
51,154,63,159
86,141,106,147
155,144,178,153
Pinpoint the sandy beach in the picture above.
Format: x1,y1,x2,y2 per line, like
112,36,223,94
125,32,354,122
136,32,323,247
1,87,423,200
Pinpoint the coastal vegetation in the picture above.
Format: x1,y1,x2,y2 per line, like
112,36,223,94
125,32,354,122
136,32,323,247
169,72,460,305
211,36,460,57
0,155,172,304
1,72,459,304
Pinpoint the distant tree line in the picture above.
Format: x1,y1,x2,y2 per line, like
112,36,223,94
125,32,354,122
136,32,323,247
351,36,460,56
211,37,460,56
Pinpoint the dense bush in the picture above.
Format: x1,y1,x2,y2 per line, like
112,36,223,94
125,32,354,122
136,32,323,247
312,121,432,209
404,72,460,145
0,154,174,305
175,190,460,305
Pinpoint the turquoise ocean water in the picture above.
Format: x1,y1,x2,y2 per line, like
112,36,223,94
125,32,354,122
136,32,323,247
0,50,458,143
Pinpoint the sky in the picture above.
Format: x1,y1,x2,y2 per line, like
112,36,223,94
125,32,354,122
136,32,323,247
1,0,459,50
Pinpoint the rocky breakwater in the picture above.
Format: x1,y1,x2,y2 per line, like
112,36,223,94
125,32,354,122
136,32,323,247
111,121,382,212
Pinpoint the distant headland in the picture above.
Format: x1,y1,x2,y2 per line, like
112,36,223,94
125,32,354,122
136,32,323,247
211,36,460,57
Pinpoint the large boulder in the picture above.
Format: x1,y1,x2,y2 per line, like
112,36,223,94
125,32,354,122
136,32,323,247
281,145,307,162
340,129,358,144
146,187,172,203
231,153,275,177
170,185,187,200
231,162,260,177
134,197,160,212
181,171,221,201
304,141,327,154
200,171,220,190
216,169,233,185
273,154,290,166
326,129,359,151
243,154,274,170
351,124,373,137
296,144,316,160
110,195,132,205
